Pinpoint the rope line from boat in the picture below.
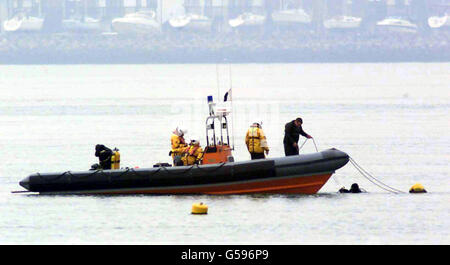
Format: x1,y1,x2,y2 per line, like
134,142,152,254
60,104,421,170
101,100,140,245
130,166,162,178
312,138,319,152
75,170,105,179
157,162,227,176
194,162,227,173
297,139,308,152
297,138,319,153
36,169,103,182
36,172,61,181
35,163,228,183
348,157,405,194
110,167,134,179
160,165,195,175
305,137,342,187
111,167,160,181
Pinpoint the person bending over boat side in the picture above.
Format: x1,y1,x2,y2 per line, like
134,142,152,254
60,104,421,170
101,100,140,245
95,144,113,170
283,117,312,156
245,122,269,160
182,140,204,165
170,127,188,166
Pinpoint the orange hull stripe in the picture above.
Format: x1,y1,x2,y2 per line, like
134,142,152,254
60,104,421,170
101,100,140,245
98,173,332,195
205,181,325,195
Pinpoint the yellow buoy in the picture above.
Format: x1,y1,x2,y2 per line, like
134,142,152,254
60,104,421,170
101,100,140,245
409,183,427,193
191,202,208,214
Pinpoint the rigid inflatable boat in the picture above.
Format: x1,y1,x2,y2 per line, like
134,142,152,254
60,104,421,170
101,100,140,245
19,148,348,195
18,95,349,195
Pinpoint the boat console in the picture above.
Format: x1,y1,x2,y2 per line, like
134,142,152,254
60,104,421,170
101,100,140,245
202,95,233,164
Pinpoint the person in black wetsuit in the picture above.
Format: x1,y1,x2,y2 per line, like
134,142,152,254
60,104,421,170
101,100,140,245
283,117,312,156
339,183,363,193
95,144,113,170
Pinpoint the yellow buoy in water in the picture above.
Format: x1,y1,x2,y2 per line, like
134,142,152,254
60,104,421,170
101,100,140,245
409,183,427,193
191,202,208,214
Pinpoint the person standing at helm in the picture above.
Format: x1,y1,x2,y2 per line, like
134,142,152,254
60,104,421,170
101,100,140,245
245,122,269,160
283,117,312,156
182,140,204,165
170,127,188,166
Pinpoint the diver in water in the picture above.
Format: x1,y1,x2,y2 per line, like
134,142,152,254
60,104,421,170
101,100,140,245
339,183,363,193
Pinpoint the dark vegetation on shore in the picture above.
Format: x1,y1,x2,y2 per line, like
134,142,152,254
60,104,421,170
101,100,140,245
0,28,449,64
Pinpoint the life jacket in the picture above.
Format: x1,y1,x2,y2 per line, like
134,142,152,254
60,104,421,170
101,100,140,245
182,145,204,165
189,145,200,156
245,126,269,154
171,134,187,157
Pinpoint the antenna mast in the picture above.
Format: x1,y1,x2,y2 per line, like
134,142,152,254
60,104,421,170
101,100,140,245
229,64,235,150
216,64,220,102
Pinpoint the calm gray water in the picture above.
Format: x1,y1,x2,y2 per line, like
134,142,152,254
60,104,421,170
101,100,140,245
0,63,448,244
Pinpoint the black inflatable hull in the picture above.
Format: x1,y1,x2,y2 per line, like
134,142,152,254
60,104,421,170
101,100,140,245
19,148,349,195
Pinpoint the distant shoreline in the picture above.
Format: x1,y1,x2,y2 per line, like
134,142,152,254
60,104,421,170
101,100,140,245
1,31,449,64
2,58,449,65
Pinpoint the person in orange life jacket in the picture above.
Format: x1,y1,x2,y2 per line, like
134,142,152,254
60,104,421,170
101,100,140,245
283,117,312,156
95,144,113,170
182,140,204,166
245,122,269,160
170,127,188,166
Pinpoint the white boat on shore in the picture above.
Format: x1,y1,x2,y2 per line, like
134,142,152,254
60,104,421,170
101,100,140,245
111,11,161,35
428,15,450,29
324,15,362,29
169,14,212,32
3,13,43,32
62,17,102,32
376,17,418,33
229,13,266,28
271,8,311,25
